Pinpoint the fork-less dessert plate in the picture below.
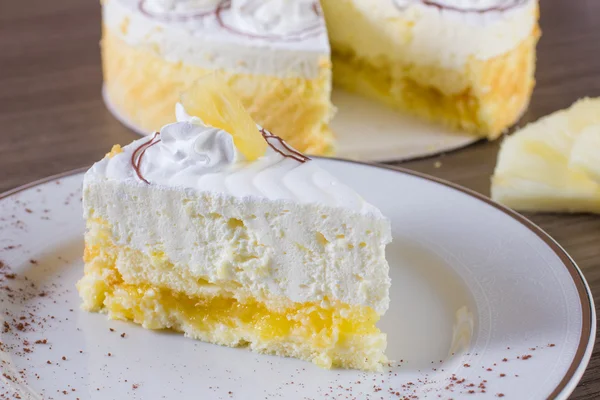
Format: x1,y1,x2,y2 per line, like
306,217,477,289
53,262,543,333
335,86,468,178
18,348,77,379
0,160,594,399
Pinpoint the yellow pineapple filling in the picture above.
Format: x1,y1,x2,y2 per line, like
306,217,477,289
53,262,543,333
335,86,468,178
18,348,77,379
331,51,481,134
78,219,385,370
101,278,379,343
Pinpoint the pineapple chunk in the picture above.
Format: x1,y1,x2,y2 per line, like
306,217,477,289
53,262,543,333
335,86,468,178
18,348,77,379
181,74,267,161
570,125,600,184
491,98,600,214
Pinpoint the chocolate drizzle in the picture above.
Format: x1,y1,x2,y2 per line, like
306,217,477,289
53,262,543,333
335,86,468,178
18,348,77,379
215,0,324,42
136,0,323,41
138,0,218,22
395,0,527,13
311,2,322,17
131,132,161,184
128,128,307,185
261,128,310,163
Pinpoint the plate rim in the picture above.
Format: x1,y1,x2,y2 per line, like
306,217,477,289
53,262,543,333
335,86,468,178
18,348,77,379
1,160,595,399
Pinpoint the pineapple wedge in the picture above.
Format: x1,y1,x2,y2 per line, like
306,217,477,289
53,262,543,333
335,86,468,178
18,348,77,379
491,98,600,214
570,125,600,184
181,74,267,161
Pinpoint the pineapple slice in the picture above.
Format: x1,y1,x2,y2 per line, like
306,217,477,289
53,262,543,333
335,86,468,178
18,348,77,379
570,125,600,184
491,98,600,214
180,74,267,160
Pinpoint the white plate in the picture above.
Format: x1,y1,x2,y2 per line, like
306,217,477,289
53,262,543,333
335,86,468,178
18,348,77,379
0,160,594,400
103,87,479,162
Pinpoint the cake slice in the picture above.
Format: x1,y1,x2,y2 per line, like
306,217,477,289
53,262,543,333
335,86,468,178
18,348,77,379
491,98,600,214
102,0,334,155
322,0,540,138
78,78,392,370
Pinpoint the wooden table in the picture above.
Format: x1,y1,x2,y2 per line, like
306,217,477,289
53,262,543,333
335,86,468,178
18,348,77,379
1,0,599,397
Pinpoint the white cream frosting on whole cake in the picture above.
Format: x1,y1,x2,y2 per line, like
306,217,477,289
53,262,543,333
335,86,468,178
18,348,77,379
331,0,536,70
84,104,391,313
103,0,329,78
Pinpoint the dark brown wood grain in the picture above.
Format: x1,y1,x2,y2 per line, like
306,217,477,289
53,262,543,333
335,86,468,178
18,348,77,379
1,0,599,397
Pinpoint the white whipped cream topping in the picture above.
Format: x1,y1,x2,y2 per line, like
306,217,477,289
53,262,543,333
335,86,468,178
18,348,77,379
103,0,329,78
143,0,220,13
142,120,241,188
90,104,379,215
347,0,536,69
394,0,524,12
409,0,536,68
232,0,321,36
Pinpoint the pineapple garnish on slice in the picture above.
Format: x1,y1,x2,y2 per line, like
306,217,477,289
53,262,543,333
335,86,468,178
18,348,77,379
180,74,267,161
491,98,600,214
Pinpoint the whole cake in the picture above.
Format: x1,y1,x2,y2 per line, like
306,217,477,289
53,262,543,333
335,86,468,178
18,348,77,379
78,79,392,370
101,0,540,155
